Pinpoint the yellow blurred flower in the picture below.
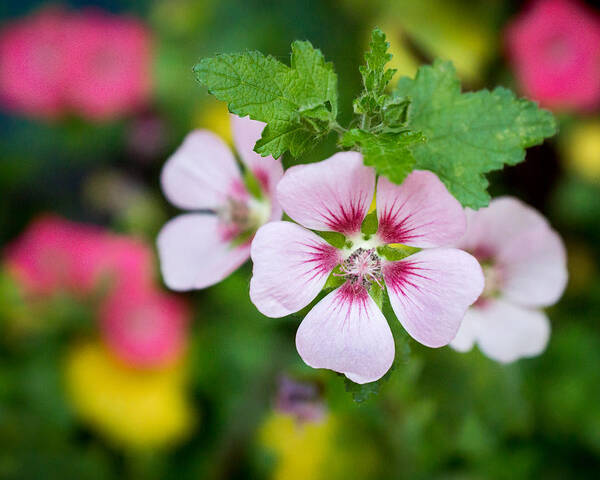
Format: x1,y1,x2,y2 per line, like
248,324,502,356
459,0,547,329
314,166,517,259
193,100,233,145
259,412,336,480
562,120,600,182
64,340,194,449
259,412,378,480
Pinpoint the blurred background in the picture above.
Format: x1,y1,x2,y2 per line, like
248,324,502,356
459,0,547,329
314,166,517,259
1,0,600,478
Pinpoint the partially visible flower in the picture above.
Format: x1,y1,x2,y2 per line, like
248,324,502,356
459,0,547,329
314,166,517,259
65,10,153,120
0,9,69,117
259,412,336,480
250,153,483,383
157,114,283,290
275,376,325,424
4,215,152,297
64,340,194,449
450,197,568,363
561,120,600,182
506,0,600,111
100,286,189,368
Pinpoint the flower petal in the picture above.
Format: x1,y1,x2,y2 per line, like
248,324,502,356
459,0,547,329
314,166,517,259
157,214,250,291
160,130,244,211
250,221,341,317
449,309,478,353
459,196,567,308
277,152,374,235
231,114,284,206
376,171,466,247
473,299,550,363
384,248,484,347
296,283,395,384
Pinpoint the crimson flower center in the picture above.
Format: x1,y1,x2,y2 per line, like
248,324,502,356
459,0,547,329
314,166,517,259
337,247,383,290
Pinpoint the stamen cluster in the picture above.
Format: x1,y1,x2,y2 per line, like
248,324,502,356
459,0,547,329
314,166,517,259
337,247,383,290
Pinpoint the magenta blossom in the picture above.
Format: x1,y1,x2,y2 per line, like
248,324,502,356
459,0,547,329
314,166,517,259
4,215,152,297
157,115,283,291
0,8,152,120
450,197,567,363
100,286,189,368
4,215,191,368
506,0,600,111
0,9,69,118
250,153,484,384
65,10,153,120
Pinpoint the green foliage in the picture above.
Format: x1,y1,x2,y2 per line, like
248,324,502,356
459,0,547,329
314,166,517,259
360,211,379,236
315,230,348,249
377,244,421,261
394,60,557,208
342,128,424,184
194,41,338,159
196,30,556,208
353,28,396,118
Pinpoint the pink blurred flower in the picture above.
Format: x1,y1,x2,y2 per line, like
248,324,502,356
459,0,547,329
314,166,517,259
157,114,283,291
5,215,191,367
250,153,484,384
65,10,153,120
0,9,69,117
0,8,152,120
100,286,189,368
4,215,152,297
450,197,568,363
506,0,600,111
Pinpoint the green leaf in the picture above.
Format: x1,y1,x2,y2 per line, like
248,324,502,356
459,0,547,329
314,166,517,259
354,28,396,118
361,211,379,236
342,129,424,184
194,41,338,159
377,244,421,261
344,376,380,403
394,60,557,208
369,283,384,310
315,230,347,249
323,266,345,291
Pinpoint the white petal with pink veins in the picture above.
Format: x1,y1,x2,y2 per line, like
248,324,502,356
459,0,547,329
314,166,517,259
161,130,244,210
157,214,250,291
376,171,466,247
473,299,550,363
384,248,484,347
276,152,374,235
230,114,283,199
250,221,342,317
296,283,395,384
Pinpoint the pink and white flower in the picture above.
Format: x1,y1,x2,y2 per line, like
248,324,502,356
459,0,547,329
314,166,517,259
450,197,568,363
157,114,283,291
249,153,484,383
